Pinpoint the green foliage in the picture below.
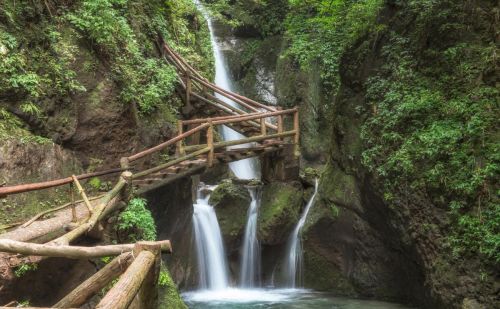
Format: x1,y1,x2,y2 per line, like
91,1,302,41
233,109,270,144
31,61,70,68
118,198,156,241
20,102,41,117
17,300,31,307
14,263,38,277
206,0,289,37
158,264,188,309
66,0,179,116
0,14,85,120
19,135,52,145
359,1,499,264
158,268,170,287
284,0,383,96
88,177,102,191
100,256,113,264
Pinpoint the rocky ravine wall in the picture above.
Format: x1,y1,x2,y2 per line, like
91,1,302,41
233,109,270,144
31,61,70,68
210,3,497,309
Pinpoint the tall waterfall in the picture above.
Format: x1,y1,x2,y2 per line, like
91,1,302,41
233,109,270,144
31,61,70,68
284,179,319,287
195,0,259,180
240,187,261,287
192,184,229,290
192,0,262,290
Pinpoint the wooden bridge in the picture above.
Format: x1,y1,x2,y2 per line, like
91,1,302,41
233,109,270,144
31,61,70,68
0,40,299,308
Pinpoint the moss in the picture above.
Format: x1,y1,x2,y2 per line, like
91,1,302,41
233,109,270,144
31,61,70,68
158,265,188,309
319,163,361,210
258,182,303,244
209,180,250,237
303,249,357,295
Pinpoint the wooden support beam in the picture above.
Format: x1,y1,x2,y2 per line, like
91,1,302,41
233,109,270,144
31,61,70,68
0,239,171,258
53,252,133,308
185,71,191,105
96,242,161,309
71,175,93,214
176,120,185,157
207,121,214,167
261,117,267,136
294,109,300,157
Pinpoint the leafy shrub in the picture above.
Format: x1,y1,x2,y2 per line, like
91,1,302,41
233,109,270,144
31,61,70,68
88,177,102,191
14,263,38,277
158,269,170,287
117,198,156,241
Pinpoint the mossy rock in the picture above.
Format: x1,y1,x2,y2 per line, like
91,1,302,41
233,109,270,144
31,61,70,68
158,265,188,309
303,249,357,295
258,181,303,245
208,180,251,241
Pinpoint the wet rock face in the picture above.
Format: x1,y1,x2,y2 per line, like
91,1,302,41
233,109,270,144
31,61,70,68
258,181,303,245
208,179,251,253
144,177,195,289
0,140,82,225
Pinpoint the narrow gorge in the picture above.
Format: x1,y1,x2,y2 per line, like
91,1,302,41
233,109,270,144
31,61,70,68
0,1,497,309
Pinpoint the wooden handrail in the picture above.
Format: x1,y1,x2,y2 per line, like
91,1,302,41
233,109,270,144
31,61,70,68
131,147,210,179
127,123,210,162
0,239,171,258
0,168,125,198
182,111,264,125
163,43,276,112
212,108,296,126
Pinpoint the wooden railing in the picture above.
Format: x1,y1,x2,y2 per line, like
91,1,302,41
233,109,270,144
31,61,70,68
0,240,170,309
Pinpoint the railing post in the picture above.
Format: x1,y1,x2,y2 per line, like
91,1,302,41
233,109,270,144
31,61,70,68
120,157,130,170
176,120,185,157
70,183,76,223
71,175,93,214
185,71,191,105
293,108,300,157
207,121,214,167
260,117,267,136
277,107,284,140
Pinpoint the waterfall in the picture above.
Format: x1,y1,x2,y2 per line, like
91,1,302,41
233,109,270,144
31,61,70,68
195,0,259,180
284,179,319,288
240,187,261,287
192,184,230,290
192,0,262,290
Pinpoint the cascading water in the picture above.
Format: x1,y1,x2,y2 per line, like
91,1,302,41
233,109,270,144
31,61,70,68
284,179,319,288
195,0,259,180
192,0,262,291
240,187,261,287
192,184,229,290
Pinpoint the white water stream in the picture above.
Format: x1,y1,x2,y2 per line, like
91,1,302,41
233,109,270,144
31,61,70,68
284,179,319,287
192,185,229,290
191,0,261,293
240,187,261,287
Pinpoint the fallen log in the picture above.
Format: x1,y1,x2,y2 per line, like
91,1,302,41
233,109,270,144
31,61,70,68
53,252,133,308
0,239,171,258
